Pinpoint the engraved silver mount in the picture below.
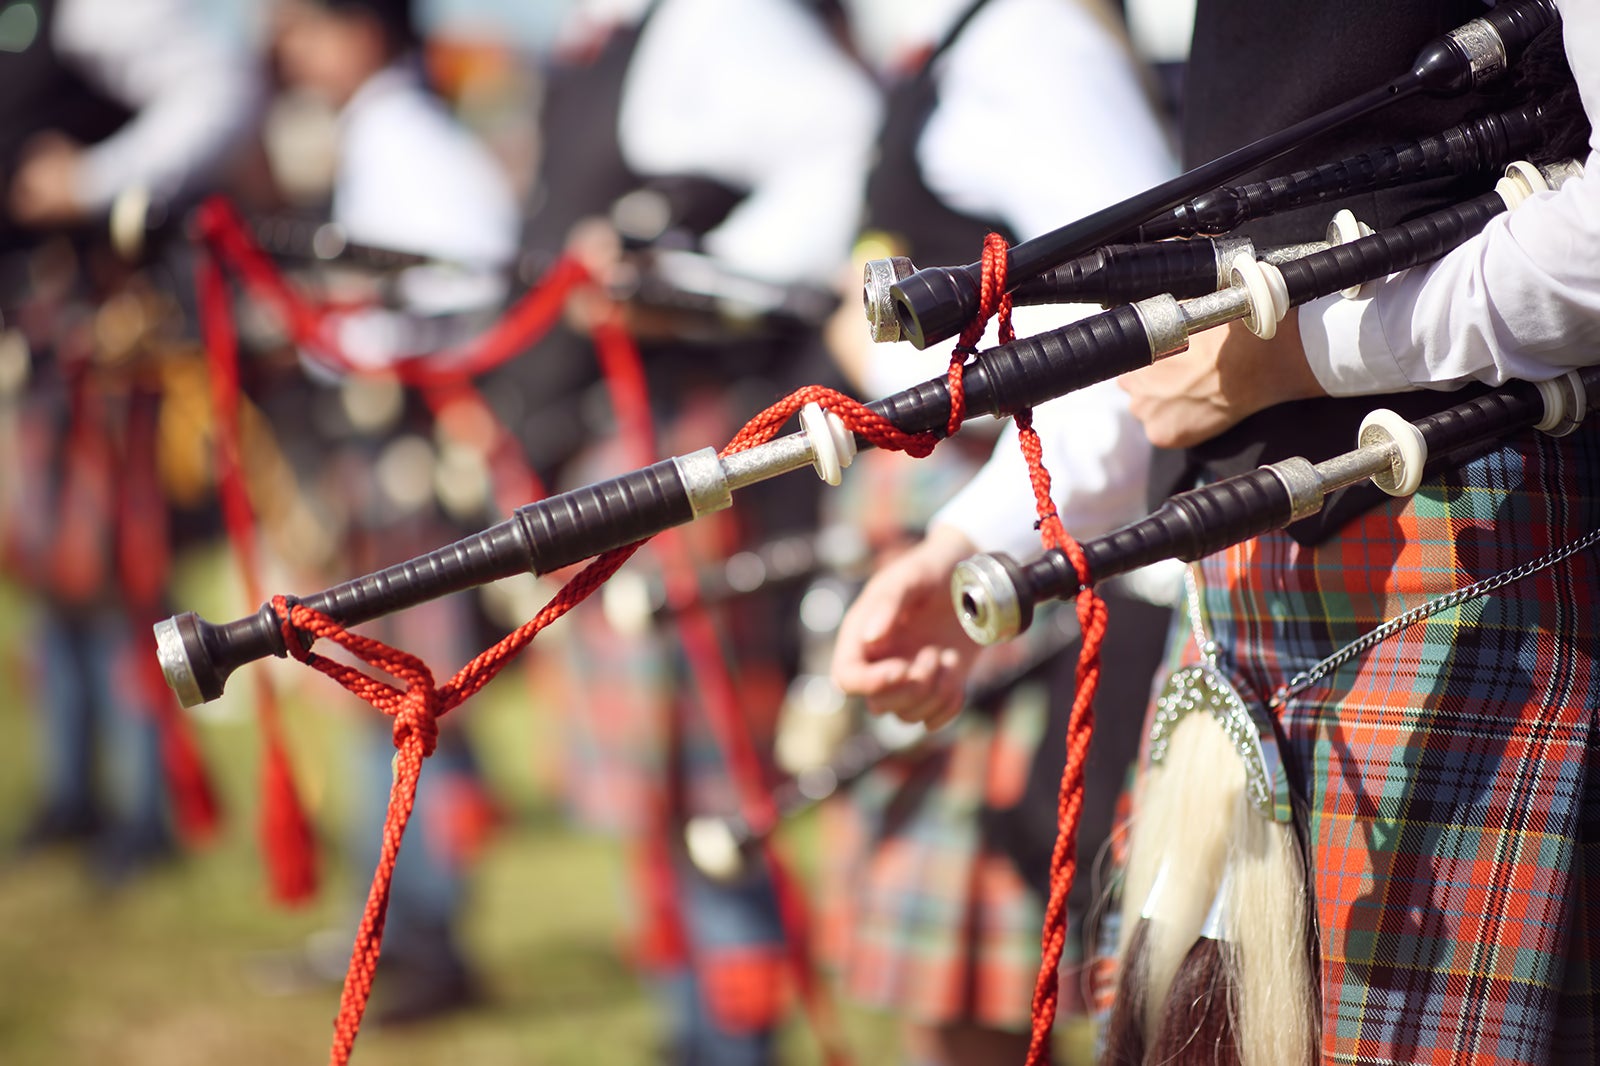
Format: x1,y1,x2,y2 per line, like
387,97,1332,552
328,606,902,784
1149,661,1292,824
1448,18,1507,86
863,256,915,343
153,616,204,709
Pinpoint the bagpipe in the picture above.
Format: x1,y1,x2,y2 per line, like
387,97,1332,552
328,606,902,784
684,601,1084,884
117,192,841,345
599,525,870,635
149,1,1592,1061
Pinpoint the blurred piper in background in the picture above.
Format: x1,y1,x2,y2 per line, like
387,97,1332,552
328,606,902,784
2,0,260,883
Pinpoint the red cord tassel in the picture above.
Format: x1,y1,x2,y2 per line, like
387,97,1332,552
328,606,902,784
161,718,221,843
258,681,318,906
138,649,221,843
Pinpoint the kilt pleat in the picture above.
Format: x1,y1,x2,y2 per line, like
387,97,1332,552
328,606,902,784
1180,422,1600,1066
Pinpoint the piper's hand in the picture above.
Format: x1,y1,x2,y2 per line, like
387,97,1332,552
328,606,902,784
1118,313,1326,449
830,524,982,731
9,134,88,228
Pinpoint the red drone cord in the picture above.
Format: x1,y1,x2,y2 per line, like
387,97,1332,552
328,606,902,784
265,353,979,1063
195,208,1104,1064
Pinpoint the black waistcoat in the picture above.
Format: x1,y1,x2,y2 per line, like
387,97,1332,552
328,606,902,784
523,9,748,265
521,21,649,261
1161,0,1505,542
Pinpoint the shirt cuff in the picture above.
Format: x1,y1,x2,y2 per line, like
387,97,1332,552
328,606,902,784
1298,292,1413,396
930,464,1039,561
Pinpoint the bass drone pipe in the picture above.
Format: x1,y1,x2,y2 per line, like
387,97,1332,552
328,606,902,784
866,0,1558,350
1134,101,1547,242
866,98,1550,340
150,161,1573,707
952,366,1600,647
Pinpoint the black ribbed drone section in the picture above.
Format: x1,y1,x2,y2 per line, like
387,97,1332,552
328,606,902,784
1012,469,1294,614
1276,191,1506,305
166,458,695,701
1011,239,1222,306
1139,104,1541,241
864,304,1152,435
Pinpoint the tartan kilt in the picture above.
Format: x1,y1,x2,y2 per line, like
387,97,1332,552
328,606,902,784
814,443,1051,1030
1176,420,1600,1065
816,676,1053,1030
550,390,793,833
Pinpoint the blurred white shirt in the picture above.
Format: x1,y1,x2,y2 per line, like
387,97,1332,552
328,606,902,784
55,0,261,211
328,62,520,367
616,0,882,286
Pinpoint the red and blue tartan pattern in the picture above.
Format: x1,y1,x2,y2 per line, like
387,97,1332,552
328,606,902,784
815,443,1066,1030
548,397,787,832
818,678,1052,1030
1181,423,1600,1065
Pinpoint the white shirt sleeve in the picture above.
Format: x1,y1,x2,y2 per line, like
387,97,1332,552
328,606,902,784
935,380,1155,557
55,0,261,212
1300,0,1600,396
918,0,1175,551
328,66,522,365
333,67,520,268
616,0,881,286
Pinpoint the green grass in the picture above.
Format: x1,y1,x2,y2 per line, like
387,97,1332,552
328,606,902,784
0,557,910,1065
0,549,1105,1065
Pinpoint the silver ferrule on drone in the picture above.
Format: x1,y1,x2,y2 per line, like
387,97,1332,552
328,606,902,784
673,447,737,517
1132,281,1258,361
950,553,1030,648
1448,16,1509,85
153,617,205,710
863,255,915,343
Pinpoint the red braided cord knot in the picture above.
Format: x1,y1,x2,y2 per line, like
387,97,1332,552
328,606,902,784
722,383,941,459
946,232,1015,435
243,231,1027,1062
265,545,638,1066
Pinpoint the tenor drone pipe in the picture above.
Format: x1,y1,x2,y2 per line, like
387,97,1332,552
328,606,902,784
245,214,441,273
880,0,1558,349
1006,236,1328,310
1135,102,1545,241
624,249,841,330
953,366,1600,646
119,193,447,273
152,181,1537,707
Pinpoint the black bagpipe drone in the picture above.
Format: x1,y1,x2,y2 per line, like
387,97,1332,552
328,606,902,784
154,126,1583,701
151,0,1587,1059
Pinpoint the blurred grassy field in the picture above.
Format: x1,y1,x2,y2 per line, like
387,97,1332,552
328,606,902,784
0,548,1099,1065
0,550,910,1066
